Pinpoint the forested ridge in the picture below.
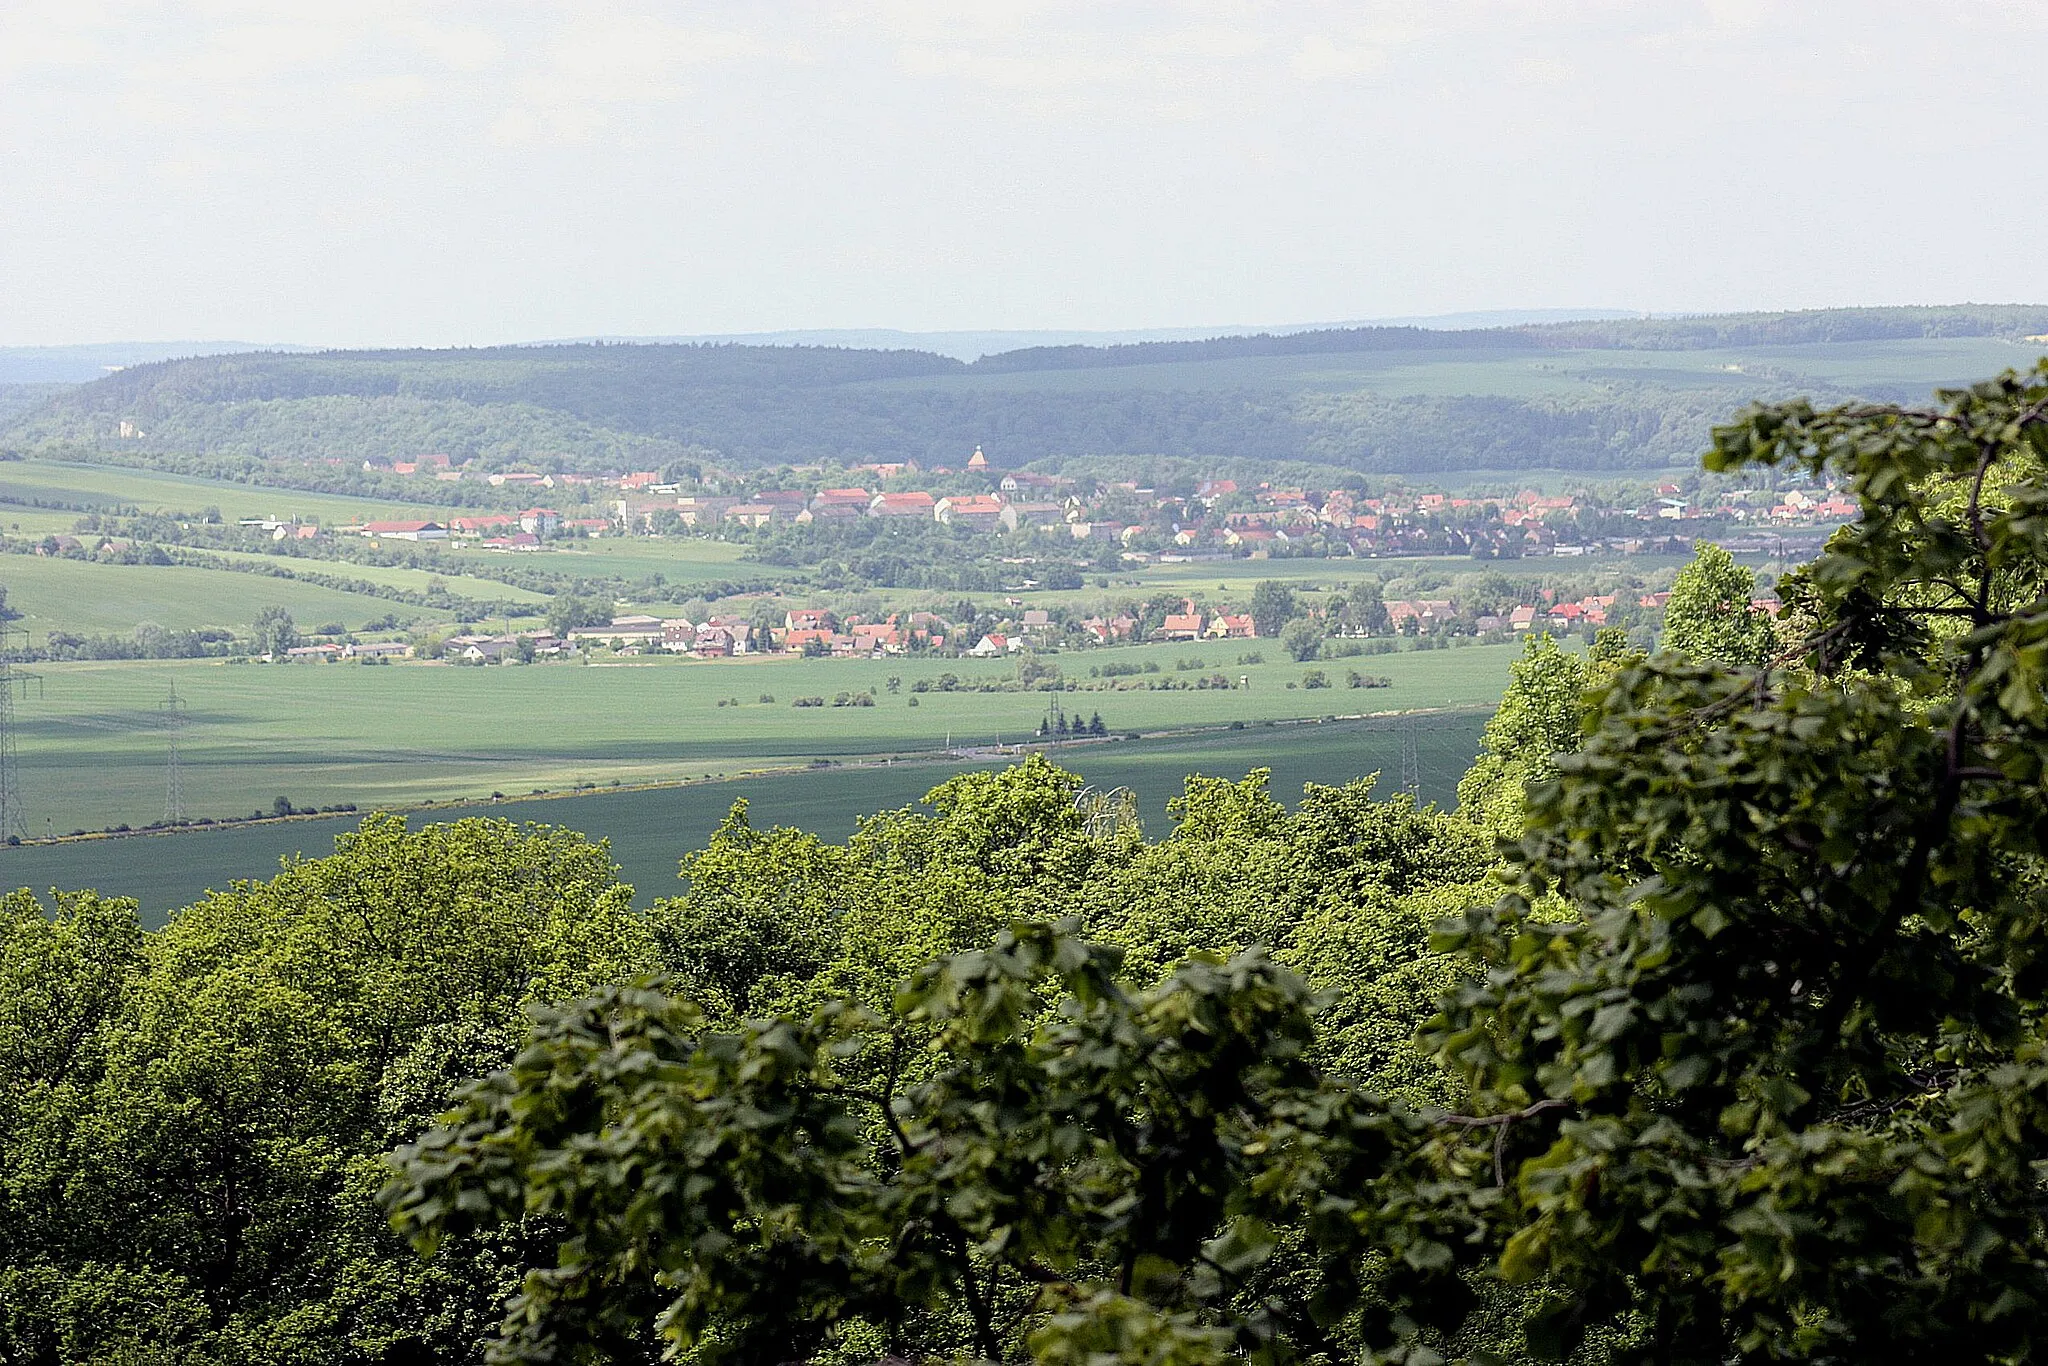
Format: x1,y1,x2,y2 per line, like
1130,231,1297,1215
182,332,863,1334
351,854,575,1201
7,364,2048,1364
9,306,2048,473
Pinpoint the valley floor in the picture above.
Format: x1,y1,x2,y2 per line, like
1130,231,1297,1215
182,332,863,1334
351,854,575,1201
0,709,1490,926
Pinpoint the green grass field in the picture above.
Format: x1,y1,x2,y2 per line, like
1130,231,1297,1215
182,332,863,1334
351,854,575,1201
0,554,430,638
0,458,449,525
0,711,1491,926
9,639,1521,832
193,546,552,607
0,459,560,634
440,537,761,592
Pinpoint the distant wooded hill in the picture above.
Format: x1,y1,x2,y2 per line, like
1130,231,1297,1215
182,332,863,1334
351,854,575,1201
8,307,2048,474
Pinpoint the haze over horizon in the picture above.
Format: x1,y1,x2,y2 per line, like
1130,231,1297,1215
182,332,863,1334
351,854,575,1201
4,2,2043,348
0,307,1651,377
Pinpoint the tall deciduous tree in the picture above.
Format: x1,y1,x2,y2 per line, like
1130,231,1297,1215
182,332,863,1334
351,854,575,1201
1279,616,1323,662
1661,539,1777,665
1249,581,1296,639
1346,578,1390,634
1424,367,2048,1362
384,763,1498,1363
250,604,298,657
1455,632,1587,836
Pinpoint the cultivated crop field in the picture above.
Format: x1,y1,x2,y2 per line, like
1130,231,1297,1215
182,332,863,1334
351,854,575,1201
8,639,1520,832
439,536,755,588
193,546,552,607
0,710,1491,926
0,458,446,525
0,554,434,638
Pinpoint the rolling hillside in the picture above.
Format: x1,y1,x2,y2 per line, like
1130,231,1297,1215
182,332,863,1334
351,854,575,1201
8,307,2048,474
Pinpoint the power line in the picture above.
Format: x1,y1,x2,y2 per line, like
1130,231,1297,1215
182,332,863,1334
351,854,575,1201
1337,706,1490,803
161,681,187,826
0,629,43,842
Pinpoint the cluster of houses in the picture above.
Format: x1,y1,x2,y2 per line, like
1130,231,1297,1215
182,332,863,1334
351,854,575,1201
350,508,609,550
356,457,599,491
259,580,1752,667
231,508,611,553
600,467,1865,563
1159,480,1858,558
610,452,1104,538
275,640,414,662
261,602,1252,667
278,443,1873,566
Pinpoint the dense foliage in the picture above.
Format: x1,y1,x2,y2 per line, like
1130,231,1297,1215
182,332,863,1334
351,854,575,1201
0,757,1487,1365
0,816,652,1364
1659,540,1777,665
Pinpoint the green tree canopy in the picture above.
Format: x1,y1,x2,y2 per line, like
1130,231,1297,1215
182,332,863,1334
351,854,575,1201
1454,632,1587,837
385,761,1497,1363
0,815,652,1366
250,604,298,656
1423,367,2048,1362
1279,616,1323,662
1661,539,1777,665
1344,578,1389,633
544,593,610,639
1249,581,1296,638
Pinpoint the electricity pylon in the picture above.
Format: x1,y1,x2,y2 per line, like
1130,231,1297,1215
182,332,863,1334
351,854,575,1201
0,630,42,841
161,682,187,825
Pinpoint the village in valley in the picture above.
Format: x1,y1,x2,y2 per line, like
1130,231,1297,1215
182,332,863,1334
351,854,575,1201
10,433,1845,676
196,442,1828,667
328,443,1857,560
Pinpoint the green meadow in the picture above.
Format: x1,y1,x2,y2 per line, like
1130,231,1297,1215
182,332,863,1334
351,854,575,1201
0,554,429,638
9,638,1520,833
0,457,446,525
192,546,553,606
0,710,1491,926
444,537,754,586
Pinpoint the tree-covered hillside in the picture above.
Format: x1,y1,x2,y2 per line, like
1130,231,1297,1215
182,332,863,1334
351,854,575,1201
8,307,2048,473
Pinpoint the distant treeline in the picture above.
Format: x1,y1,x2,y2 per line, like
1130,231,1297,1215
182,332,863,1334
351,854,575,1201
8,306,2048,474
1,378,1752,473
1527,304,2048,351
969,324,1536,373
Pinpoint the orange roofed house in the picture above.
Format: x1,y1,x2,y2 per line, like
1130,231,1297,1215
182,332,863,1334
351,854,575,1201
870,491,937,519
934,495,1005,530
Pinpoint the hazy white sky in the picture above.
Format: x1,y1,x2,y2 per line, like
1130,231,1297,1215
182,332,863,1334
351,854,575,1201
2,1,2042,346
